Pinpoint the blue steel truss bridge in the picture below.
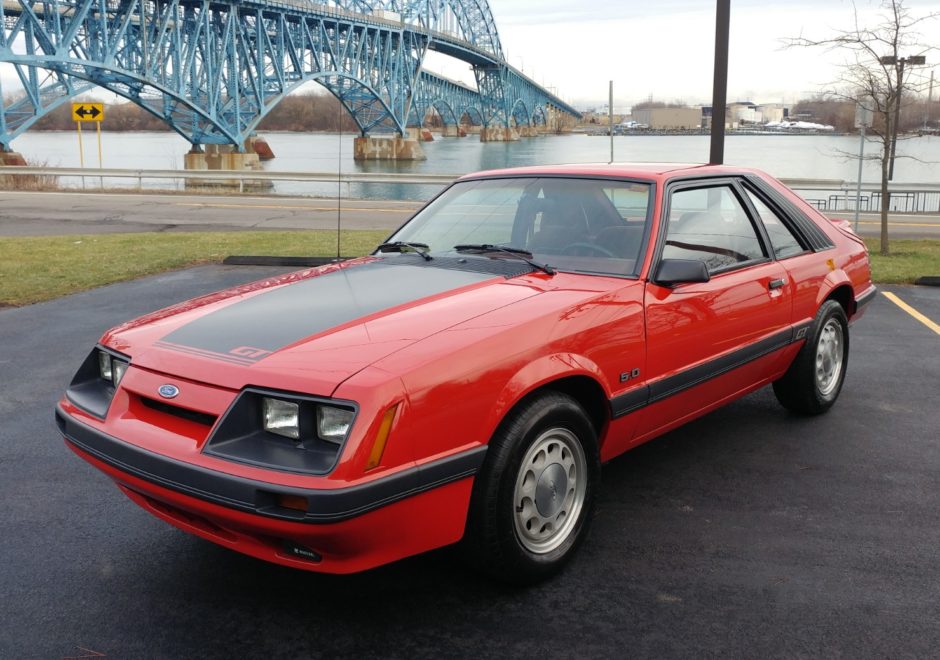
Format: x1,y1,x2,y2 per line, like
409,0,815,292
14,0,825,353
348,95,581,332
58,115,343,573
0,0,580,159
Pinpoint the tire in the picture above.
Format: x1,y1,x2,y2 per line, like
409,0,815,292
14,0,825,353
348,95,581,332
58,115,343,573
462,391,600,585
773,300,850,415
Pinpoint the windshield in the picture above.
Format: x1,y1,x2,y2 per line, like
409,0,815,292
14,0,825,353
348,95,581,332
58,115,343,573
385,177,653,277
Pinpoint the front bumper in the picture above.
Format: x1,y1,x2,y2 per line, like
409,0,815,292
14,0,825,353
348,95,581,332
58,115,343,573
57,405,486,572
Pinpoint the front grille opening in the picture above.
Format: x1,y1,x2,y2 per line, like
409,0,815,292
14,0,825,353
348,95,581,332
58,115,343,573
140,397,218,427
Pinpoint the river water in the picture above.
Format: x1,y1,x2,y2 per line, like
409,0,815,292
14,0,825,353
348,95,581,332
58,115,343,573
12,130,940,200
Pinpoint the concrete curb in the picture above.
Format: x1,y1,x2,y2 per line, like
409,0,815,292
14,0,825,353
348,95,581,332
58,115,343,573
914,276,940,287
222,256,351,267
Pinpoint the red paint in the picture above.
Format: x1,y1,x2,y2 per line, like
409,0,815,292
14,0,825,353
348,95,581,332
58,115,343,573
60,164,873,573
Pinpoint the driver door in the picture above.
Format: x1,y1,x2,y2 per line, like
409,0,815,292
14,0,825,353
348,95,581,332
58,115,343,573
636,180,793,441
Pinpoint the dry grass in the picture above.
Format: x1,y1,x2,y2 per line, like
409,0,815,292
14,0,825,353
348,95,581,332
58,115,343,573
0,230,386,306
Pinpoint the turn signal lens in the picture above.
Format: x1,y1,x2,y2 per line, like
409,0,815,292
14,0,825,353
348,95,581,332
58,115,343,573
263,398,300,440
366,404,399,471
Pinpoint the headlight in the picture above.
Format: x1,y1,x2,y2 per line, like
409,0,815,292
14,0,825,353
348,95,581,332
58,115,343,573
317,406,354,444
263,398,300,440
66,346,131,419
98,350,113,380
206,389,357,475
97,349,129,386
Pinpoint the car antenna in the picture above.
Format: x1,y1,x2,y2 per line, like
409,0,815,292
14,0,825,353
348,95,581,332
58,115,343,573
335,103,343,262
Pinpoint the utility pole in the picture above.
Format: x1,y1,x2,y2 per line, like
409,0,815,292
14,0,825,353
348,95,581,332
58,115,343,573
925,70,935,131
609,80,614,164
709,0,730,165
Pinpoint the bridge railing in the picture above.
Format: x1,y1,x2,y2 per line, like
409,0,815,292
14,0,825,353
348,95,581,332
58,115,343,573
1,166,939,213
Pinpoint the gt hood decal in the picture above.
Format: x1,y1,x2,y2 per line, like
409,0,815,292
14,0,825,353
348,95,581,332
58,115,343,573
154,261,496,366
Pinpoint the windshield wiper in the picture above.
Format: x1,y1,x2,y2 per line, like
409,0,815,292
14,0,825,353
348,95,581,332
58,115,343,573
452,244,555,276
375,241,432,261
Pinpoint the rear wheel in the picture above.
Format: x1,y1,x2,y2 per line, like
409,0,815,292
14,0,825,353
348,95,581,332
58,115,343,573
463,392,599,584
773,300,849,415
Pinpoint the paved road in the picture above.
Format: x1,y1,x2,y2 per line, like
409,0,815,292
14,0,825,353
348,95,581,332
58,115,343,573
1,189,939,238
1,268,939,658
0,190,424,235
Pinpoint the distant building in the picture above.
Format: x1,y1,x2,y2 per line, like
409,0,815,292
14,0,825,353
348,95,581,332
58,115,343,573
631,107,701,130
727,101,759,125
757,103,788,123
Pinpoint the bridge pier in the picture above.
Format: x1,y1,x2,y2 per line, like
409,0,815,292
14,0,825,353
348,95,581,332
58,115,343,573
353,136,426,161
0,151,28,166
480,127,520,142
183,145,272,191
518,126,540,138
246,136,275,161
441,125,461,137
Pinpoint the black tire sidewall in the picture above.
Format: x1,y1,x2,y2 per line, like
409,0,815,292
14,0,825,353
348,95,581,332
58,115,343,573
809,301,850,408
467,392,600,582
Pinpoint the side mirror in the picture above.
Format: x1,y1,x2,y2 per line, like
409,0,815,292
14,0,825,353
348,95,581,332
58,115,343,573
654,259,710,286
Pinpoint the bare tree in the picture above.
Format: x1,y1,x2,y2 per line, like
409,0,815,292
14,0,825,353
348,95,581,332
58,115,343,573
787,0,937,255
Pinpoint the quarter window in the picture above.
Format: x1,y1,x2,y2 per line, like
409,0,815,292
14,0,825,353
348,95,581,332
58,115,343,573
663,186,766,273
743,190,806,259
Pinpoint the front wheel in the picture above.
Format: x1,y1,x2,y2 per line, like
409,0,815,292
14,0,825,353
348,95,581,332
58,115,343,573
462,392,600,584
773,300,850,415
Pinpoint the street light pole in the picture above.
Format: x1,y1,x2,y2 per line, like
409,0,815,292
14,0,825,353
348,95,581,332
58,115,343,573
709,0,731,165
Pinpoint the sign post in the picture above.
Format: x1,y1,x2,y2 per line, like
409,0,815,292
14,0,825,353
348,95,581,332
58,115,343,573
72,103,105,175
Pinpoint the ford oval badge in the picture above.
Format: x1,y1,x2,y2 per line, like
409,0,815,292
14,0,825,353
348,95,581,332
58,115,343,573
158,384,180,399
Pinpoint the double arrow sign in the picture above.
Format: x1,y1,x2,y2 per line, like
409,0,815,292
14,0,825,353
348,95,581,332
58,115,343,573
72,103,104,122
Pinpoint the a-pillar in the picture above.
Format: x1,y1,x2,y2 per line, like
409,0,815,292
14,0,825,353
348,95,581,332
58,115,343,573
183,144,272,191
441,125,461,137
480,127,520,142
353,135,426,161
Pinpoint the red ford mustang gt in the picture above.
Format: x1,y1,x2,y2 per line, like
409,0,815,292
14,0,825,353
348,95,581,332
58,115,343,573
57,163,875,583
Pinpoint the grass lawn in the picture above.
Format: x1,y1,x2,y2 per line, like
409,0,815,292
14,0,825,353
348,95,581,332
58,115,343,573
1,233,937,307
865,239,940,284
0,230,386,306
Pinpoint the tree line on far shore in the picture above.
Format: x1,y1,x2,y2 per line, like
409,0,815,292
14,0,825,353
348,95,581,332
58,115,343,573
3,92,361,133
4,90,937,135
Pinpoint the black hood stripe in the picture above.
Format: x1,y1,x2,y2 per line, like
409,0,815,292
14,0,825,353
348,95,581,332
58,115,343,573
158,261,497,363
152,341,257,367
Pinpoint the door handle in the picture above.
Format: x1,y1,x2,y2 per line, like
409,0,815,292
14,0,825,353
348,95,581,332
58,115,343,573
768,278,787,290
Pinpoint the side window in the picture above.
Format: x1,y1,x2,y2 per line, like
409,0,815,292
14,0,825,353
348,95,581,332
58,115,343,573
662,186,766,273
743,189,806,259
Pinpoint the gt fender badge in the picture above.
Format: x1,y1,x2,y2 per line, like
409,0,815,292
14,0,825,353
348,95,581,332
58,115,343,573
158,384,180,399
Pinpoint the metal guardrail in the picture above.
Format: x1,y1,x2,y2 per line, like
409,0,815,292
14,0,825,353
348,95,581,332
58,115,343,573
0,166,457,193
1,166,939,212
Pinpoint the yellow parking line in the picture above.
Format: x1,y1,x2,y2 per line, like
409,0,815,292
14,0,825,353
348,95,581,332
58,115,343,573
882,291,940,336
175,202,416,213
856,221,940,228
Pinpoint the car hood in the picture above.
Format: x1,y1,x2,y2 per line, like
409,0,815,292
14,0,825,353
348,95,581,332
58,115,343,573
101,257,548,395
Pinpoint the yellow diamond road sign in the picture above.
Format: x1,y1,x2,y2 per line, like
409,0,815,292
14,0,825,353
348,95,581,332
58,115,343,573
72,102,104,122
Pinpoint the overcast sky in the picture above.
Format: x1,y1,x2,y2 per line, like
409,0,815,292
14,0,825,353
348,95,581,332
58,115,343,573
2,0,938,111
482,0,940,110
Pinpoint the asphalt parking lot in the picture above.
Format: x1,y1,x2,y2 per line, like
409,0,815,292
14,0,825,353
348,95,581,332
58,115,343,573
1,267,938,659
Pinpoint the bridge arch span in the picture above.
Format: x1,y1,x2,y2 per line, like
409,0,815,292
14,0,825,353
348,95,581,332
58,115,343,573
424,99,459,127
244,73,403,139
509,98,531,127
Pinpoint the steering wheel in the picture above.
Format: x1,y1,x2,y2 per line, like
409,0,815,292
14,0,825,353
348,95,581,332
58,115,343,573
561,242,617,258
